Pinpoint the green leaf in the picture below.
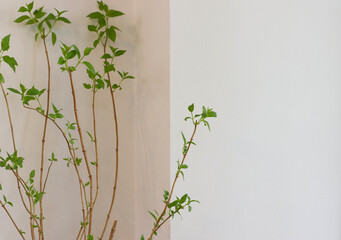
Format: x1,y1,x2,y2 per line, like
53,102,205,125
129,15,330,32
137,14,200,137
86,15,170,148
57,57,65,65
51,32,57,45
86,131,94,142
7,88,21,94
87,12,104,19
188,103,194,113
83,83,92,89
93,39,99,48
26,2,34,12
58,17,71,24
140,235,145,240
180,194,188,204
107,26,116,42
107,9,124,18
148,210,157,221
114,50,126,57
14,15,30,23
3,56,18,72
0,184,2,191
83,47,93,56
18,6,28,12
0,73,4,83
82,61,95,74
84,182,90,187
3,195,7,203
27,87,40,96
88,25,97,32
66,50,76,60
1,35,10,51
101,54,111,59
29,170,35,179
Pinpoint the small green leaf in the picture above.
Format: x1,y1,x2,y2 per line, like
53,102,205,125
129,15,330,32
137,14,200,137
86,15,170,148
114,50,126,57
51,32,57,45
57,57,65,65
82,61,95,74
14,15,30,23
66,50,76,60
7,88,21,94
18,6,28,12
107,26,116,42
30,170,35,179
83,47,93,56
107,10,124,18
3,56,18,72
101,53,111,59
26,2,34,12
27,87,40,96
83,83,92,89
188,103,194,113
58,17,71,24
87,12,104,19
0,73,4,83
1,35,10,51
0,184,2,190
87,25,97,32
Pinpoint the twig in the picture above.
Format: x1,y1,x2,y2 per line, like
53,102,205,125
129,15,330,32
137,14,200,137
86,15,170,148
147,123,198,240
68,71,93,237
99,36,120,240
38,32,52,240
108,220,118,240
0,200,25,239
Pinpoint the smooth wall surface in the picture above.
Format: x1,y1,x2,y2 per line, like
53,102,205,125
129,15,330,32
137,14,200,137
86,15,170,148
170,0,341,239
0,0,169,239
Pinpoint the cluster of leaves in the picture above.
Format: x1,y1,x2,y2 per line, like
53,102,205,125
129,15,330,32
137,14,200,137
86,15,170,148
87,1,124,47
185,103,217,130
8,84,46,108
14,1,70,44
0,185,14,208
0,150,24,170
25,170,44,205
86,1,134,92
0,35,18,83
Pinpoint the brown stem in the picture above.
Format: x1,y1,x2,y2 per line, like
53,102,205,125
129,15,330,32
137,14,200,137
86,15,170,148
108,220,118,240
0,200,25,239
154,207,182,234
42,161,53,193
147,123,198,240
0,81,36,233
38,34,52,240
0,82,16,150
68,71,93,237
99,41,119,240
24,105,86,239
89,83,99,235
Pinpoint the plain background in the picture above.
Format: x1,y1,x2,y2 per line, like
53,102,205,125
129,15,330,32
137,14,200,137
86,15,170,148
0,0,169,239
1,0,341,240
171,0,341,239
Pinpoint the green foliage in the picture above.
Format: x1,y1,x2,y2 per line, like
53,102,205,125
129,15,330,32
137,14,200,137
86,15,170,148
0,151,24,170
14,1,70,44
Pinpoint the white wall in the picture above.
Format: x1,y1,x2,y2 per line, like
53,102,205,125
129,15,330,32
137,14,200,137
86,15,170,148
170,0,341,239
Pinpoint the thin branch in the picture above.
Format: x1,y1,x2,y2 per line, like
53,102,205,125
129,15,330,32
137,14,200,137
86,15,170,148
0,200,25,240
0,82,16,150
147,123,198,240
68,71,93,237
99,37,120,240
38,33,52,240
108,220,118,240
